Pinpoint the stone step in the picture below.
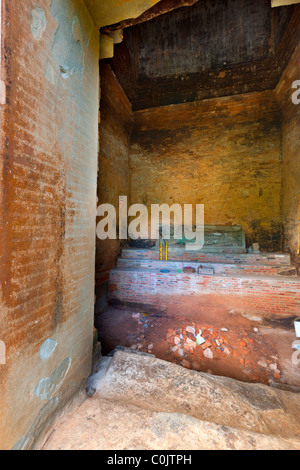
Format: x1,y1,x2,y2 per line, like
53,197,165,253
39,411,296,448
44,350,300,450
117,258,297,277
109,267,300,316
121,249,292,266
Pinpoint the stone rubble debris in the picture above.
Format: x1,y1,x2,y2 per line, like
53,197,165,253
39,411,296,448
164,323,282,383
196,334,206,346
258,361,268,368
186,326,196,335
128,313,283,384
204,348,214,359
132,312,140,319
202,341,212,350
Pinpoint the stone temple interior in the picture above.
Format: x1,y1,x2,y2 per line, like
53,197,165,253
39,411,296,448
96,0,300,385
1,0,300,451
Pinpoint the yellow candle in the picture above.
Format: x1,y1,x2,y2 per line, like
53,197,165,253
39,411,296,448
159,241,163,261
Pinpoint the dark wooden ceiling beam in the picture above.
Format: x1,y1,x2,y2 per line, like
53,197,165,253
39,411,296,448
102,0,199,33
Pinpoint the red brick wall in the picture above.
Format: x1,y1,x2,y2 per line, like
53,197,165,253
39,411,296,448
0,0,99,449
96,62,133,313
109,268,300,316
276,45,300,261
117,258,296,277
130,91,282,251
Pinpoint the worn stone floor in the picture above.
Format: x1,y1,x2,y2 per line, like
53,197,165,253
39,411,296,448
42,350,300,450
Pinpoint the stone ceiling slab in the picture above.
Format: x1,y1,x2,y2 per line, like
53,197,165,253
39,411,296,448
84,0,161,28
108,0,299,110
272,0,300,7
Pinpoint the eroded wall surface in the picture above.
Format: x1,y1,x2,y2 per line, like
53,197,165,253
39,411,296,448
130,91,282,251
0,0,99,449
276,45,300,261
96,62,132,314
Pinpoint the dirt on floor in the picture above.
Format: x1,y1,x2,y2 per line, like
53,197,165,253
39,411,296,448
95,295,300,387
